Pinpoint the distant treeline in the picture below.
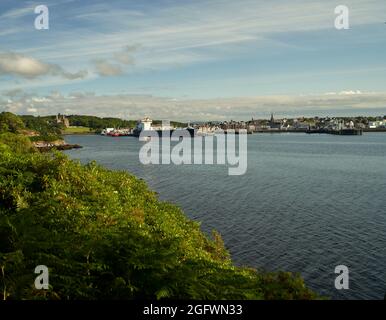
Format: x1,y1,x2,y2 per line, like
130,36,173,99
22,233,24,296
18,114,188,133
0,113,62,142
19,115,136,131
0,111,190,143
66,115,136,130
20,115,62,136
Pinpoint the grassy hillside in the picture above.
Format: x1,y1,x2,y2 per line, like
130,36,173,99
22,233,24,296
62,126,96,134
0,113,320,300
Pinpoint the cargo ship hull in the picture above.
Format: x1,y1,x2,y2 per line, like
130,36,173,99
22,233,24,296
133,128,196,138
306,128,363,135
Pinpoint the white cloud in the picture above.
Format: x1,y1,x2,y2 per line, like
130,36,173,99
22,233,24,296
0,52,88,80
339,90,363,95
2,90,386,121
0,52,51,78
93,59,123,76
113,45,138,65
31,97,51,103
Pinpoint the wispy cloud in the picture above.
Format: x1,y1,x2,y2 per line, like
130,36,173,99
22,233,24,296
4,0,386,73
0,6,33,19
93,59,123,77
92,45,138,76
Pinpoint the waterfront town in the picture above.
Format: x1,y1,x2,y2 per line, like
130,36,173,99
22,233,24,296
96,114,386,137
195,114,386,133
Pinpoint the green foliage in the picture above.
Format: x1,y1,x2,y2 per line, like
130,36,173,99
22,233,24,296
20,115,62,136
29,135,63,143
0,112,26,133
66,115,135,131
0,133,36,154
0,123,321,300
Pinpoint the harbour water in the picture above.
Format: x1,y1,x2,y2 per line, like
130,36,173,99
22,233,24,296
64,133,386,300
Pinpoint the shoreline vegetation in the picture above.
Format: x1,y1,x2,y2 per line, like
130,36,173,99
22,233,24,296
0,111,321,300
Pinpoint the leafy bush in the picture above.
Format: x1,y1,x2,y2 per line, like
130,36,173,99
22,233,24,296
0,112,26,133
0,133,36,154
29,135,63,143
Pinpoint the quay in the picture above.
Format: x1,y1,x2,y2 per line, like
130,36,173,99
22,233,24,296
306,128,363,135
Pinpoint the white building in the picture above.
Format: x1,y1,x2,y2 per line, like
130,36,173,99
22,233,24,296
369,120,386,129
137,117,153,131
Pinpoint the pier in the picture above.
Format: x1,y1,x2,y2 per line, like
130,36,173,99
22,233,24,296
306,128,363,135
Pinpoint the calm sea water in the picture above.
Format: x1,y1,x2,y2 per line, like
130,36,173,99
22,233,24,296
64,133,386,300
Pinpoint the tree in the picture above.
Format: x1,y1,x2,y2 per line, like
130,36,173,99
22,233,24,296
0,112,25,133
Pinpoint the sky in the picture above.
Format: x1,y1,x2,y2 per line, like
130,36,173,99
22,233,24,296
0,0,386,121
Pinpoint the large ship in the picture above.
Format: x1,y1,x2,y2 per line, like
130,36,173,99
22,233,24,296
133,117,196,137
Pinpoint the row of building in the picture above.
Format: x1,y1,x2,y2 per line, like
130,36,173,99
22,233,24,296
195,114,386,133
57,113,386,135
368,120,386,129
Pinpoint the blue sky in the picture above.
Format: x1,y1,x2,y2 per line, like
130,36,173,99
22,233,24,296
0,0,386,120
